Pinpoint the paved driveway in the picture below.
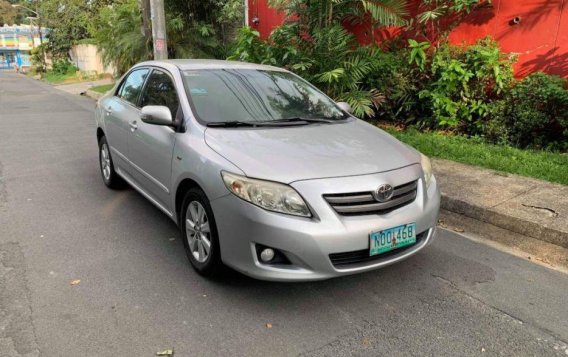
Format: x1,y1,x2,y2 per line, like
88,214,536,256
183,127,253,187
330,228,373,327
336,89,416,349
0,72,567,356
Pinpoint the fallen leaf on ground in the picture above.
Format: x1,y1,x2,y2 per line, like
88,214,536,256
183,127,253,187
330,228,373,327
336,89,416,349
453,227,465,233
266,323,272,329
70,279,81,285
362,337,370,346
156,349,174,356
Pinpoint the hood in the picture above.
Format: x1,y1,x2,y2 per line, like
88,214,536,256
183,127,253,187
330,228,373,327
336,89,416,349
204,119,420,183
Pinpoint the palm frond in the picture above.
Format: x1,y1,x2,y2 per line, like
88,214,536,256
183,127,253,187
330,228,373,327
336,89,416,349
361,0,409,27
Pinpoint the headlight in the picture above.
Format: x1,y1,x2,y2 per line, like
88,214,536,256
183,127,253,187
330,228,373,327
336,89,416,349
420,153,433,188
221,172,311,217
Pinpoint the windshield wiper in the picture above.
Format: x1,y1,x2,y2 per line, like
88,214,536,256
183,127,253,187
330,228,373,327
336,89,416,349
206,121,260,128
206,117,341,128
268,117,336,124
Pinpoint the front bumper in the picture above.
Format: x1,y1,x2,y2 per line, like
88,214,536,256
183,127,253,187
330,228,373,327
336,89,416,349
210,165,440,281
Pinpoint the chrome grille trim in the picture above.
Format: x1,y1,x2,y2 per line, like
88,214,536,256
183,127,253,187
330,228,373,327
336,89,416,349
393,181,417,196
324,193,374,205
323,180,418,215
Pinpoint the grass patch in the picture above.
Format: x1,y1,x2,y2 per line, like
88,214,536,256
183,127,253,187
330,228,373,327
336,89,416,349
91,83,115,94
41,69,110,85
42,70,79,84
382,127,568,185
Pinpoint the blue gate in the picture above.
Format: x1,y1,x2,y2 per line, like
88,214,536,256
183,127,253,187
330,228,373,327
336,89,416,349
0,50,29,70
0,51,15,69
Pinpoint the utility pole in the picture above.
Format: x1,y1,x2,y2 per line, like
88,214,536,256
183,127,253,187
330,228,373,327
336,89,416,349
35,2,46,70
149,0,168,60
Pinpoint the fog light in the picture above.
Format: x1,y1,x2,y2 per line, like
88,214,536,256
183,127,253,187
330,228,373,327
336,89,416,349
260,248,275,262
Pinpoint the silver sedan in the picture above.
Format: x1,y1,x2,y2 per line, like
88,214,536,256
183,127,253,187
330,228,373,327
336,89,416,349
95,59,440,281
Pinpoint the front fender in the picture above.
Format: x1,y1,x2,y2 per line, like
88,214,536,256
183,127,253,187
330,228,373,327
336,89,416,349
171,129,244,218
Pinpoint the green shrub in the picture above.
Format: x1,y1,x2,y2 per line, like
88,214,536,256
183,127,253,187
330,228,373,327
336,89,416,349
486,72,568,151
51,60,77,76
364,49,426,124
418,38,515,133
229,25,386,118
228,27,266,64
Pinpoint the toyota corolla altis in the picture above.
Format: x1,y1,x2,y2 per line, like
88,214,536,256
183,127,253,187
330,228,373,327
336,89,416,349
95,59,440,281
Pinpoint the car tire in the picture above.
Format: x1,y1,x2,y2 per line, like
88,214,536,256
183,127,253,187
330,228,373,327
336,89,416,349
180,187,223,277
98,136,124,189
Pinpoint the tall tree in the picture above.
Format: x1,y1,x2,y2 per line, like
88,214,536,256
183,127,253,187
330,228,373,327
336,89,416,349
39,0,111,58
90,0,244,74
0,0,18,26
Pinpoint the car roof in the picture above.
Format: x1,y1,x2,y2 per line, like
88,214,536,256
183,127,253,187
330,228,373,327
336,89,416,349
135,59,288,72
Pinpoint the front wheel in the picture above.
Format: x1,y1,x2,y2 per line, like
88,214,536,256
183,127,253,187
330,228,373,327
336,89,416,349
180,187,223,277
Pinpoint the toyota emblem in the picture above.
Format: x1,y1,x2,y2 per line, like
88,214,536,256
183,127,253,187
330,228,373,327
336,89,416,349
374,184,394,202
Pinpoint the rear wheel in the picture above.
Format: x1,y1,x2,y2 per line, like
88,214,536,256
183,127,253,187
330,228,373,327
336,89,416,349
98,136,124,189
180,187,223,277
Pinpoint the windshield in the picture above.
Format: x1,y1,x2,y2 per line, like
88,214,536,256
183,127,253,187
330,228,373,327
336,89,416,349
182,69,348,124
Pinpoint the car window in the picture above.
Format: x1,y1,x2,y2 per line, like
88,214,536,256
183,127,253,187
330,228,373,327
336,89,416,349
182,69,347,123
118,68,150,106
140,69,180,118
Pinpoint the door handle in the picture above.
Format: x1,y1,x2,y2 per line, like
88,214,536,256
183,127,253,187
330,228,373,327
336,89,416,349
129,120,138,132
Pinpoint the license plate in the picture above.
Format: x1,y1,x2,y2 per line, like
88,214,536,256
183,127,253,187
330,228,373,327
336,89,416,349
370,223,416,256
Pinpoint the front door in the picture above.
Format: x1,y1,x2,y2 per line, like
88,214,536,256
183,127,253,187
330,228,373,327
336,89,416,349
104,68,149,175
128,69,180,211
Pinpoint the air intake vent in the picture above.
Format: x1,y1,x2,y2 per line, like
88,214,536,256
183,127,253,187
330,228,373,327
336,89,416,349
329,230,427,268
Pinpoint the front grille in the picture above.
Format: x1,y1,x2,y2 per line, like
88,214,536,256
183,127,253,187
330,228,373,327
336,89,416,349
329,230,427,268
323,180,418,216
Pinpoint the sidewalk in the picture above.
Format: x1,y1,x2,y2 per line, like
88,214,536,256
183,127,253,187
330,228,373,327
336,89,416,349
433,159,568,249
53,78,113,97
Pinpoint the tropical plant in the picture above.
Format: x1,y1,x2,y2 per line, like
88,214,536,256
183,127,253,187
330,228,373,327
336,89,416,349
485,73,568,150
418,38,515,131
270,0,409,30
228,27,267,63
164,0,244,59
363,49,426,123
408,39,430,70
411,0,491,42
231,0,410,117
90,0,150,75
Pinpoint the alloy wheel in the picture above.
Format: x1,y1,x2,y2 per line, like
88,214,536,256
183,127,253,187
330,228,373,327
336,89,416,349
185,201,211,263
100,143,111,181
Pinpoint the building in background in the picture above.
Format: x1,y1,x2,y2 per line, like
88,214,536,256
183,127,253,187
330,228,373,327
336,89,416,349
0,24,47,70
246,0,568,78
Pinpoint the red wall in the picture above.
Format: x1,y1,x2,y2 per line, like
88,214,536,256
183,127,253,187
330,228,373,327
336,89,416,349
247,0,568,78
247,0,286,38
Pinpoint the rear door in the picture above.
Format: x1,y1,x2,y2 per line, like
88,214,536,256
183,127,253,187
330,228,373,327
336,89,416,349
104,68,149,175
127,68,180,211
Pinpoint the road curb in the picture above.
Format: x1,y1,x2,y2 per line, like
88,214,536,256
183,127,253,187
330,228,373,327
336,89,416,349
441,194,568,249
84,89,103,101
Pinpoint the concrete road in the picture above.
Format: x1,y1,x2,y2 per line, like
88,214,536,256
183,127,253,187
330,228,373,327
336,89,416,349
0,72,567,357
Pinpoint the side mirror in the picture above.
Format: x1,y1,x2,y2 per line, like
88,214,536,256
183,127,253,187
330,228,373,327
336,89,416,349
140,106,173,126
336,101,352,114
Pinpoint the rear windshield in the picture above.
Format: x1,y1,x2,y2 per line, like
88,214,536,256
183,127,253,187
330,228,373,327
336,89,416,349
182,69,347,123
